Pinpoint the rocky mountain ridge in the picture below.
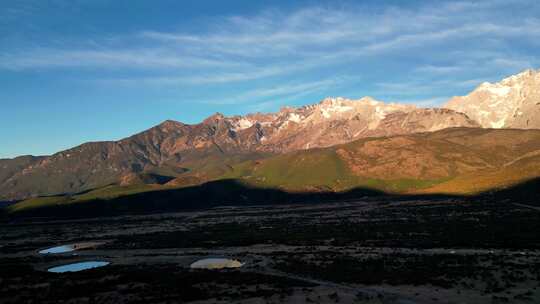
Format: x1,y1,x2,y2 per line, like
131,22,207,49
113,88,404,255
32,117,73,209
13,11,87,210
1,69,539,201
445,69,540,129
224,96,478,152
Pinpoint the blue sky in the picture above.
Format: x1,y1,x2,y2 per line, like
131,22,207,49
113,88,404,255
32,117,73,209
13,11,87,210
1,0,539,158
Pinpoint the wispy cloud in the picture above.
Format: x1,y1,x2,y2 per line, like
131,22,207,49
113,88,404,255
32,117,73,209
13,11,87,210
415,65,464,74
95,60,325,86
1,0,539,105
202,77,345,105
0,49,247,70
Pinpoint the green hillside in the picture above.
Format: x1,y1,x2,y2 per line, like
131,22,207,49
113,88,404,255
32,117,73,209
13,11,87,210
7,128,540,215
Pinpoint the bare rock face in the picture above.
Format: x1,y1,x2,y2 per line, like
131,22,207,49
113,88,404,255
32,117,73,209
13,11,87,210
445,69,540,129
226,97,477,152
369,108,480,137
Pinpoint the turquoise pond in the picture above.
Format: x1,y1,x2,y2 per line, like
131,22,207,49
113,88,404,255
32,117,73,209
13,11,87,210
47,261,110,273
39,245,75,254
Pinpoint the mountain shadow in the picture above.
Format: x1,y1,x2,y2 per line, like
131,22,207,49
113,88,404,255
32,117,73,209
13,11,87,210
5,179,385,219
0,200,13,208
478,176,540,206
3,177,540,221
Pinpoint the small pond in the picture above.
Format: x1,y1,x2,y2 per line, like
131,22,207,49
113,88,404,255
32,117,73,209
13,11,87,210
47,261,110,273
39,242,103,254
190,258,243,270
40,245,76,254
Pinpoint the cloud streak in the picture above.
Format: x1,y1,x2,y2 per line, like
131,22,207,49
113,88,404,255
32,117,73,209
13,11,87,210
1,0,539,105
201,77,346,105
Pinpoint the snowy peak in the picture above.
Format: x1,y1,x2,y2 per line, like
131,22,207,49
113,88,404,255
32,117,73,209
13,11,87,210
202,95,475,152
477,81,512,97
445,69,540,129
475,69,536,97
231,117,254,131
500,68,537,84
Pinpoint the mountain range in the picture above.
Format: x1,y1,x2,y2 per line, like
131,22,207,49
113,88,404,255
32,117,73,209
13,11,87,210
2,69,540,208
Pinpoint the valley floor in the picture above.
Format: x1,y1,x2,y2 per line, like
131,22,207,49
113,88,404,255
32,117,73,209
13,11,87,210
1,198,540,303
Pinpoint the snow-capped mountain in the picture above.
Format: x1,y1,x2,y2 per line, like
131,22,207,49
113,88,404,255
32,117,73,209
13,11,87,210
0,96,476,200
223,96,477,152
4,69,539,201
445,69,540,129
